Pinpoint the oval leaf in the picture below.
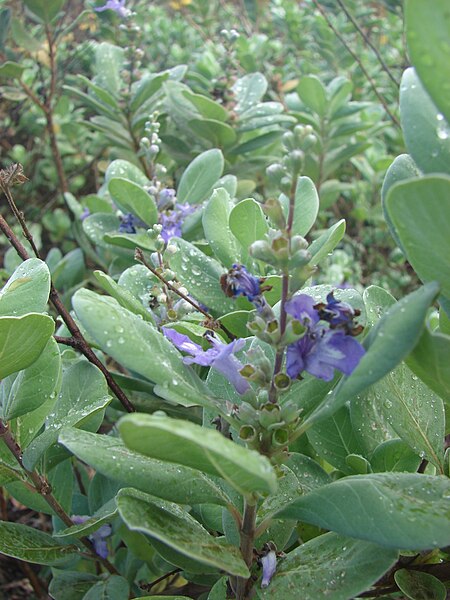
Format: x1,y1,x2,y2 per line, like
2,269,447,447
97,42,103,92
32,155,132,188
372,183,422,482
116,488,250,577
118,413,277,496
278,473,450,550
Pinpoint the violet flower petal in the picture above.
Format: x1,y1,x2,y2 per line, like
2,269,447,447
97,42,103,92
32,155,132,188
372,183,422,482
162,327,203,356
261,550,277,588
285,294,320,326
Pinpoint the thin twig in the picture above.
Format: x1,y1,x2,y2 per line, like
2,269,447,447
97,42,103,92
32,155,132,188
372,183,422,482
135,248,236,340
0,205,135,414
312,0,400,128
17,561,50,599
268,174,298,403
0,420,118,575
335,0,399,86
140,567,182,591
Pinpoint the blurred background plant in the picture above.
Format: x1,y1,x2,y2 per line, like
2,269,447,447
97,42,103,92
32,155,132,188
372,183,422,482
0,0,414,297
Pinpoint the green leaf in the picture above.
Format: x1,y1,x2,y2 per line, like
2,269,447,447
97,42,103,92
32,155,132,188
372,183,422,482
399,69,450,175
94,43,124,96
406,325,450,405
229,131,283,155
72,289,214,408
207,577,227,600
307,406,364,474
0,61,24,80
104,159,148,186
0,521,77,564
48,572,100,600
285,453,331,493
229,198,269,252
116,487,250,577
118,413,278,496
381,154,420,248
22,361,111,469
83,213,120,248
386,176,450,299
130,72,169,112
2,337,61,420
282,176,319,237
93,270,154,324
23,0,65,23
405,0,450,125
394,568,447,600
373,363,445,471
182,90,228,121
0,8,11,49
306,283,440,425
202,188,241,267
350,388,396,456
103,232,156,252
297,75,327,117
108,178,158,226
0,314,54,380
233,73,267,113
370,439,421,473
82,576,130,600
177,149,224,204
308,219,345,267
189,119,237,148
58,428,229,506
278,473,450,550
55,498,117,539
257,465,301,523
256,532,397,600
169,238,236,315
0,258,50,316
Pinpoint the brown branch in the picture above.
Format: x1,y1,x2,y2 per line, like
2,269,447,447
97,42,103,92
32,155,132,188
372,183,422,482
0,420,118,575
335,0,399,86
17,561,50,599
135,248,236,340
0,207,135,414
140,567,182,592
312,0,400,128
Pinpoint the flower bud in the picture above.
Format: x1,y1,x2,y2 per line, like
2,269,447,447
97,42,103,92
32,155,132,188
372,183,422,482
262,198,286,229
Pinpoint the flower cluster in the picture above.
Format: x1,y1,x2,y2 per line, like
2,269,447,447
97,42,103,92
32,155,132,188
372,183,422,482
220,264,271,311
159,202,196,243
118,213,147,234
285,293,365,382
163,327,250,394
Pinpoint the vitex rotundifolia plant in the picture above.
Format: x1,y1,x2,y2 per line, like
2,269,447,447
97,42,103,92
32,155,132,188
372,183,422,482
0,0,449,599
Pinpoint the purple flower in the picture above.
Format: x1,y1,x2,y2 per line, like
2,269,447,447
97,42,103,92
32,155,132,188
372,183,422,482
314,291,363,335
220,264,272,312
119,213,148,234
94,0,131,17
260,547,277,588
71,516,112,559
159,203,196,243
285,294,365,382
80,207,90,221
162,327,250,394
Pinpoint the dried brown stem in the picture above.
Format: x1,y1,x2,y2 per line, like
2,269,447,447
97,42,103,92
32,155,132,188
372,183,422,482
0,420,118,575
0,208,135,413
312,0,400,128
335,0,399,86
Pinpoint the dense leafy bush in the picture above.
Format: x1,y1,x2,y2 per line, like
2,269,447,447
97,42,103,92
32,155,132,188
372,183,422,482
0,1,449,599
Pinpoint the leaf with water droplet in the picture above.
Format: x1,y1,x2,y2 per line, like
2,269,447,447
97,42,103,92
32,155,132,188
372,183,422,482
255,532,397,599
